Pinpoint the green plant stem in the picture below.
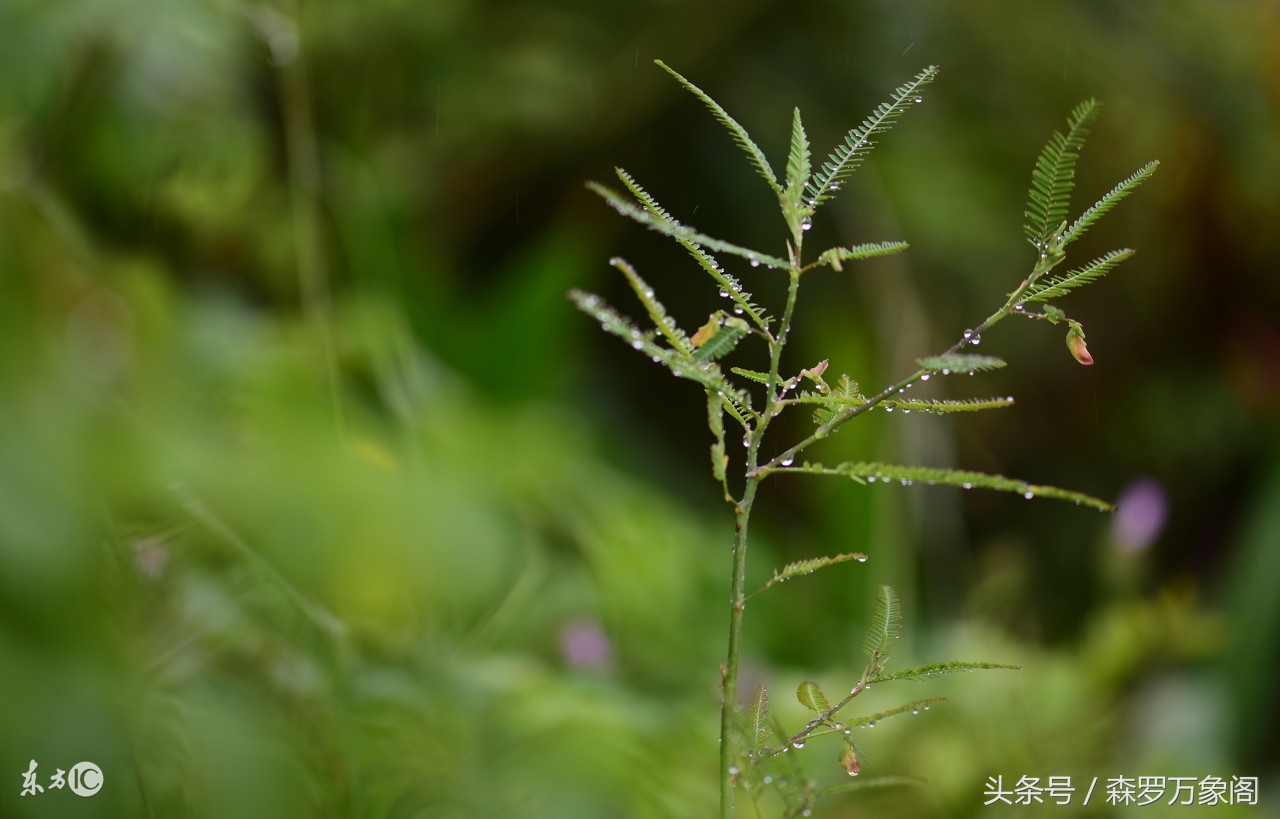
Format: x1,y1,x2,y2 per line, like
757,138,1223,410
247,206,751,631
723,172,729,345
720,478,757,819
720,268,802,818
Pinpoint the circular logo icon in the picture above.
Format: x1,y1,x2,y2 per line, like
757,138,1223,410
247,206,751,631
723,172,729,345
68,762,103,797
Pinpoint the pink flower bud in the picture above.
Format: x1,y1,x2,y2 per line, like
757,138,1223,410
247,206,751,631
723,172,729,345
1066,324,1093,366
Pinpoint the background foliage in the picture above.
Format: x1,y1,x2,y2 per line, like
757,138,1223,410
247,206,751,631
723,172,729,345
1,1,1277,816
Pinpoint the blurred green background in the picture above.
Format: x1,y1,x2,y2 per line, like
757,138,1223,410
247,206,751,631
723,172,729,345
1,1,1277,816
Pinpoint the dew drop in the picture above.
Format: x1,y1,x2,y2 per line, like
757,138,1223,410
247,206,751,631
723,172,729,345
867,476,876,483
733,305,744,315
856,555,867,562
1014,301,1024,311
651,356,661,363
729,765,740,776
902,409,911,414
962,328,974,340
885,406,894,412
843,728,853,734
829,183,839,191
923,705,930,711
801,218,812,232
750,257,760,268
792,740,806,749
911,708,919,715
969,334,982,346
920,374,930,381
781,458,794,467
913,95,923,103
1024,490,1034,499
962,482,973,489
718,288,729,298
941,368,950,375
867,722,877,728
631,339,643,349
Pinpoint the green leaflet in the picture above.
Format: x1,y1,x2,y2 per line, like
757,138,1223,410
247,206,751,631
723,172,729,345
747,685,771,746
845,698,946,730
815,241,910,272
806,66,939,208
882,396,1015,414
774,460,1114,510
654,60,780,196
1024,99,1100,248
862,585,902,676
588,180,788,270
871,660,1022,684
1022,248,1135,303
568,289,756,423
612,169,772,329
707,392,729,491
691,316,750,364
729,366,771,384
1063,160,1160,246
916,353,1006,374
808,374,863,426
782,107,812,234
796,680,831,713
610,257,692,354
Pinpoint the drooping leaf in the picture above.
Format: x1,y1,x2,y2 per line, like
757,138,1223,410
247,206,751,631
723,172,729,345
916,353,1006,375
1024,99,1100,248
862,585,902,675
774,460,1114,510
806,66,939,208
708,392,729,488
589,180,788,270
1064,160,1160,246
568,289,756,422
610,257,692,353
1022,249,1135,303
797,680,831,713
654,60,781,195
871,660,1022,683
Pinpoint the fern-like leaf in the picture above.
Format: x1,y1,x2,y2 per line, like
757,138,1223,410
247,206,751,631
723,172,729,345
797,680,831,713
1022,248,1135,303
871,660,1022,683
916,353,1006,375
610,257,693,353
846,698,946,730
654,60,781,195
708,392,729,488
815,241,910,272
862,584,902,675
782,107,812,232
1024,99,1101,247
774,460,1113,510
1063,160,1159,246
730,367,771,384
882,396,1015,414
805,66,939,208
692,315,750,363
809,374,863,426
569,289,756,423
747,685,771,746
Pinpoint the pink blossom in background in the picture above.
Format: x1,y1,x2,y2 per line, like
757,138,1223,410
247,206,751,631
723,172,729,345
1111,477,1169,551
560,617,612,670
